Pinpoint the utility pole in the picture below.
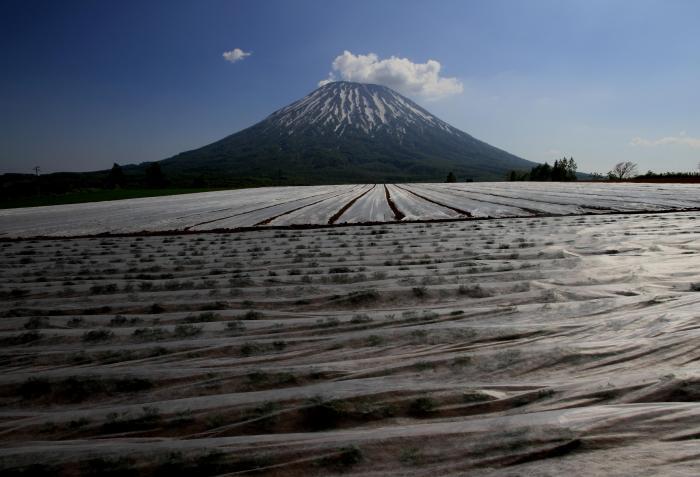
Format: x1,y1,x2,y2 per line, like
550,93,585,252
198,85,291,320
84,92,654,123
33,166,41,197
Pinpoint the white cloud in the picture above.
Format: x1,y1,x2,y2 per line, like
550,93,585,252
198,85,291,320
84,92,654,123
630,132,700,149
317,74,334,87
318,50,463,98
222,48,251,63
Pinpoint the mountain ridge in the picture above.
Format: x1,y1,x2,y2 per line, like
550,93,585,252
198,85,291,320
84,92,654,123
160,81,537,184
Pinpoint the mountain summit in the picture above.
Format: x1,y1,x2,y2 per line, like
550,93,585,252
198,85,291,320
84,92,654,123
160,81,536,184
265,81,461,139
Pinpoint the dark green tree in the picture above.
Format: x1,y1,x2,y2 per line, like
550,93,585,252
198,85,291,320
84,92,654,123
551,159,566,181
145,163,166,188
530,162,552,180
566,157,578,180
445,171,457,183
528,157,578,182
106,163,125,188
507,170,528,181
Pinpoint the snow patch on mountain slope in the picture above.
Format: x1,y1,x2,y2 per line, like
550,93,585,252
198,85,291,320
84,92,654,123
265,81,463,139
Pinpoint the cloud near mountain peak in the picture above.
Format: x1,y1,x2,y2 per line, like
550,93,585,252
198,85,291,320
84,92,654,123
318,50,463,99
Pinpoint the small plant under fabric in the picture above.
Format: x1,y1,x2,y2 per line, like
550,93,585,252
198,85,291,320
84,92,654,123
82,329,114,342
408,397,437,417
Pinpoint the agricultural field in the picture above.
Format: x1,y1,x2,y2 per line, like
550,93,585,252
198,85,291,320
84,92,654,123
1,182,698,238
1,188,699,475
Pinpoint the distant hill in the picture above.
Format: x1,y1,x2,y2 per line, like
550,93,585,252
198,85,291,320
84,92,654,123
160,81,537,184
1,82,540,205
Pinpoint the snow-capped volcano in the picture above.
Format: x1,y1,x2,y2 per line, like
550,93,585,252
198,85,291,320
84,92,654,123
266,81,458,139
161,81,537,184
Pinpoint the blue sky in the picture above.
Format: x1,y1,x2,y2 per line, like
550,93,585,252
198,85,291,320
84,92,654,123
2,0,699,174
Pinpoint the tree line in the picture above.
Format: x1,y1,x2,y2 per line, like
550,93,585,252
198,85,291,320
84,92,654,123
507,157,578,181
105,162,167,188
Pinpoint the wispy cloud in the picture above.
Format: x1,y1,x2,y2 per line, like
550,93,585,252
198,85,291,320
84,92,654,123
630,132,700,149
222,48,251,63
318,50,463,99
317,77,334,87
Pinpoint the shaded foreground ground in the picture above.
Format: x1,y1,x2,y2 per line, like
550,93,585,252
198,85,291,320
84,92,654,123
1,211,699,476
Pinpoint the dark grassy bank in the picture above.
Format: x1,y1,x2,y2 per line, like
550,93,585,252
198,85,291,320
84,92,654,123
0,188,229,209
